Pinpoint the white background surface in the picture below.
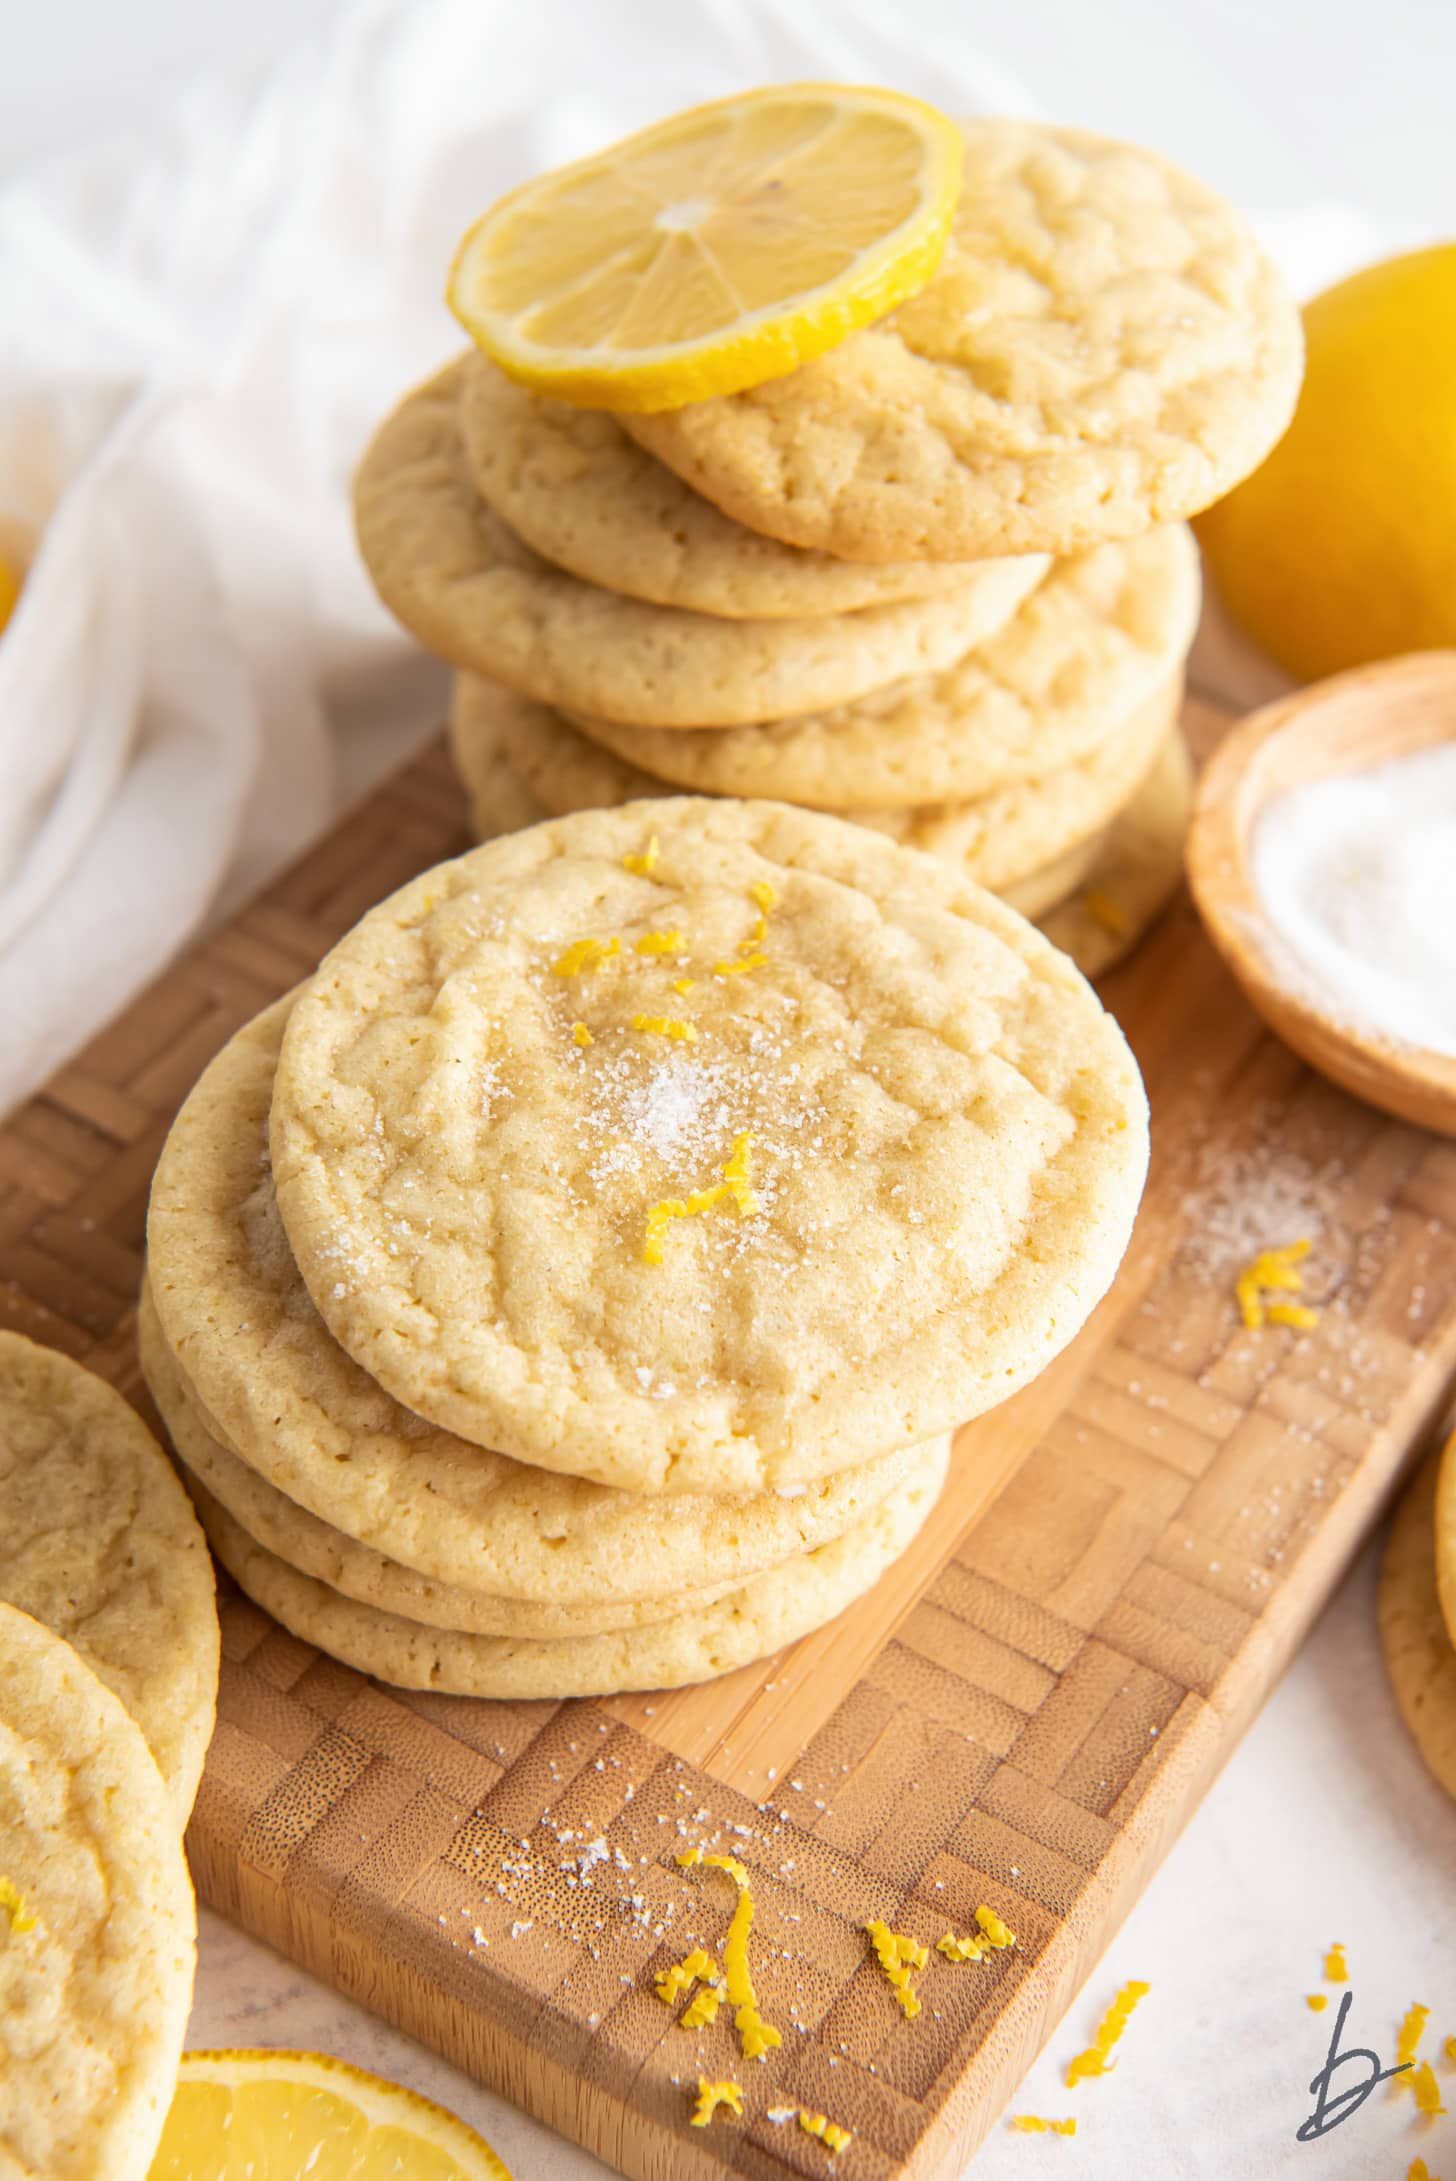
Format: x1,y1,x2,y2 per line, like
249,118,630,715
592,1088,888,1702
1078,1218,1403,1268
7,3,1456,2177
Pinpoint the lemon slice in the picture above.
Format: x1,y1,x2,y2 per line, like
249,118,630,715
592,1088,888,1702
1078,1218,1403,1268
0,549,20,636
149,2050,516,2179
447,83,963,411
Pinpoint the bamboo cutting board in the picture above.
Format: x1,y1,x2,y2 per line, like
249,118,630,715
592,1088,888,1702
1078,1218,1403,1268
5,697,1456,2180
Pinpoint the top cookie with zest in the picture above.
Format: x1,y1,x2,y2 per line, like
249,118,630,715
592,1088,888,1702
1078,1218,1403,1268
268,799,1149,1496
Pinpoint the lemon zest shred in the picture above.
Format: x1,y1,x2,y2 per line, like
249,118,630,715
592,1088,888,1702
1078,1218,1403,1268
975,1905,1017,1950
623,835,659,876
1011,2116,1077,2136
643,1133,758,1265
552,936,621,979
1412,2061,1446,2117
1237,1239,1318,1332
676,1849,782,2062
571,1021,593,1047
938,1932,988,1963
1324,1941,1348,1984
1065,1979,1150,2088
798,2108,853,2153
690,2077,743,2128
634,928,685,956
631,1015,698,1043
714,954,767,976
1396,2003,1432,2089
1082,887,1128,937
0,1878,36,1935
656,1946,723,2012
1306,1993,1328,2012
1445,2034,1456,2064
672,978,697,994
740,878,778,950
1408,2159,1437,2181
866,1919,928,2019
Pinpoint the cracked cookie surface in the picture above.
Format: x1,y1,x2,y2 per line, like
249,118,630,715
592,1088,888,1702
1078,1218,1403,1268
268,800,1149,1494
627,123,1302,562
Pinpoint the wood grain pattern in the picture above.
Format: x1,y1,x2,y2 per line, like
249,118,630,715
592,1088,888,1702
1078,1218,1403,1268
4,699,1454,2180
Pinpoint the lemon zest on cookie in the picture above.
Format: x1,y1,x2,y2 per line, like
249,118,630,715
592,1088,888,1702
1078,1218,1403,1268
1324,1941,1348,1983
690,2077,743,2127
866,1920,929,2019
1236,1239,1318,1332
571,1021,593,1047
672,978,697,995
623,835,659,876
0,1877,36,1935
798,2109,853,2153
676,1848,781,2061
1306,1994,1328,2012
715,953,767,976
643,1134,758,1264
1412,2061,1446,2117
1065,1979,1150,2087
552,936,621,978
1011,2116,1077,2136
634,929,685,956
742,879,777,950
632,1015,698,1044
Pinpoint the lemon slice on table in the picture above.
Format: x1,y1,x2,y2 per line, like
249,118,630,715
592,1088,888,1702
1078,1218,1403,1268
149,2050,516,2179
447,83,964,411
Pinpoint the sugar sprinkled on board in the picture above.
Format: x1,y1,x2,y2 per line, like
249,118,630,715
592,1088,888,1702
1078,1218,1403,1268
1251,744,1456,1056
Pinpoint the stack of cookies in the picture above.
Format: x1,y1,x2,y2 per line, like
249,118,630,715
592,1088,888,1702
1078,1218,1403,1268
355,121,1300,977
0,1332,216,2178
142,798,1150,1700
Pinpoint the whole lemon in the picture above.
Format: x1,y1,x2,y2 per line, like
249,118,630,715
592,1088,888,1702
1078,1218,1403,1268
1197,243,1456,681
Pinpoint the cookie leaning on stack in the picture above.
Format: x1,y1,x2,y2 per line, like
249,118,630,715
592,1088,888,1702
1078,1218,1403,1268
355,111,1300,979
143,797,1150,1699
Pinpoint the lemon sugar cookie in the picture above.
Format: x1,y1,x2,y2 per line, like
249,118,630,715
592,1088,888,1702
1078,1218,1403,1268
268,800,1149,1496
354,368,1045,729
194,1437,949,1700
563,527,1201,807
0,1330,218,1825
0,1600,195,2181
1379,1452,1456,1802
456,357,1028,620
145,1002,923,1601
1038,728,1194,978
450,668,1180,901
627,122,1302,563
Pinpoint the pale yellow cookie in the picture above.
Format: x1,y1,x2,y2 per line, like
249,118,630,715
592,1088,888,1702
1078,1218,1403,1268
146,1001,923,1594
0,1600,195,2181
564,528,1201,806
193,1436,948,1699
1039,728,1193,977
456,354,1039,618
451,667,1180,895
0,1330,217,1825
268,800,1149,1495
353,366,1045,727
142,1296,840,1637
851,674,1181,886
1430,1425,1456,1647
1002,830,1108,923
1379,1452,1456,1801
627,122,1302,562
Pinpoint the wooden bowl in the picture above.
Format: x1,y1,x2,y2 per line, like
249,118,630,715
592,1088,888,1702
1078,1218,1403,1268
1186,651,1456,1136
